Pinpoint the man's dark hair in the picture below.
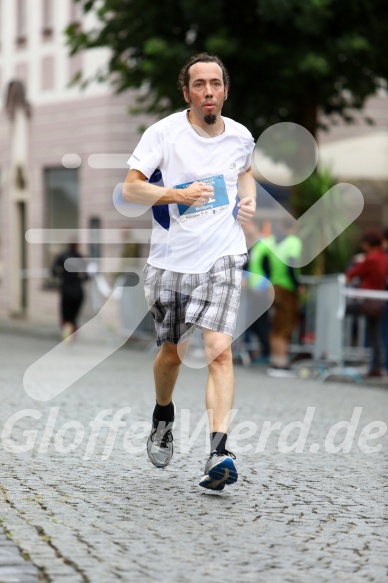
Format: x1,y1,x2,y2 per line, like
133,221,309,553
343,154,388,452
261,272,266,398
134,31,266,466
383,227,388,242
361,229,383,248
177,53,230,93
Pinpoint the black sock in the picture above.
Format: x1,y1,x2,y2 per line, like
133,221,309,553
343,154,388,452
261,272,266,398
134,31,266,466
153,401,174,424
210,432,227,453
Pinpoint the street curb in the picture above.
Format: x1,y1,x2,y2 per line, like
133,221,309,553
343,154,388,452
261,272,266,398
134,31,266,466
0,320,59,341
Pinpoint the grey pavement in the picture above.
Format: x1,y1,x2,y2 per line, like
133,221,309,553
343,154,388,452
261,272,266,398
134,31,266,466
0,329,387,583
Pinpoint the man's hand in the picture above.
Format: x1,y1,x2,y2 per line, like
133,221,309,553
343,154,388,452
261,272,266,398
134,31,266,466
237,197,256,224
123,171,214,207
178,182,214,206
237,167,256,224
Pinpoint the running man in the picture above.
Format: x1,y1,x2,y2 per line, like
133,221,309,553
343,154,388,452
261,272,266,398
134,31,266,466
123,53,256,490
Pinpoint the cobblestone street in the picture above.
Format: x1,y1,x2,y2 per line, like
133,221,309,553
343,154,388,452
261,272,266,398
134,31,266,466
0,330,387,582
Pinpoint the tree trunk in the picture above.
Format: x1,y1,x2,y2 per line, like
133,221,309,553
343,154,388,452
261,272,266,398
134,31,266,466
296,90,319,139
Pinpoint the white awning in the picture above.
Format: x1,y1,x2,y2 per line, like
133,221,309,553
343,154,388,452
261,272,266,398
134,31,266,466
319,131,388,180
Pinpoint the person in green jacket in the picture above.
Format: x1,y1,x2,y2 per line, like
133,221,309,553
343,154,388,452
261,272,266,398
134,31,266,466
264,219,302,377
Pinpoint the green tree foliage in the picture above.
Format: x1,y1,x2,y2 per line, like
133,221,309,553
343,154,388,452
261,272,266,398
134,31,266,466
67,0,388,137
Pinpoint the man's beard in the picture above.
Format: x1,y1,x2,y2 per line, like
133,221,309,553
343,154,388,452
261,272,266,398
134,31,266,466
204,113,217,125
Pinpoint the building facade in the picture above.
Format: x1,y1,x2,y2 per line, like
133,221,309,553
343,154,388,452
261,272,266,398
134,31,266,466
0,1,387,326
0,0,151,325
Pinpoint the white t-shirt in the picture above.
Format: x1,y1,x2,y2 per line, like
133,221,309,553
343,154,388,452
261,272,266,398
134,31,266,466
127,110,254,273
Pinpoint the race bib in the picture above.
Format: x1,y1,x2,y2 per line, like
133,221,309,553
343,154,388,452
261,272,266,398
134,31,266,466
174,175,229,221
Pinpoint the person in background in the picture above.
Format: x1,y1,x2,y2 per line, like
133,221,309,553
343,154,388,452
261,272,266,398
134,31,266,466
264,219,302,377
243,222,271,365
381,227,388,374
52,243,88,340
346,229,388,377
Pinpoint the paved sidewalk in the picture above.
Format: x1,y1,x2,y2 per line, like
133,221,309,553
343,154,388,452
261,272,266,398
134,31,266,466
0,533,41,582
0,330,387,582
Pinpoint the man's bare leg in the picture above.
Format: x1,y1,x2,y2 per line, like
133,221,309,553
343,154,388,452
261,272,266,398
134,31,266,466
153,340,188,405
199,329,238,489
203,329,234,434
147,340,188,468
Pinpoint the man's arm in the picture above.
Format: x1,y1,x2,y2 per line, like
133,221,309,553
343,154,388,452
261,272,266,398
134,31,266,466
237,167,256,224
346,257,371,284
52,254,64,279
122,169,214,207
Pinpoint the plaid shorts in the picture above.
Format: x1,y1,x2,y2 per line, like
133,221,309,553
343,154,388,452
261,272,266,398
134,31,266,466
143,254,248,346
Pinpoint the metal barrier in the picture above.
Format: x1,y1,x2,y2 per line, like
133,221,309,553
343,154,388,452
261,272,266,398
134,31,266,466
235,274,388,371
313,275,388,366
90,269,386,370
313,274,367,365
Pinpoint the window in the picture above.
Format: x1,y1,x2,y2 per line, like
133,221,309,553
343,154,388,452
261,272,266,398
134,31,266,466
68,52,82,84
41,55,54,91
14,62,28,89
16,0,27,45
69,0,82,25
0,168,2,281
88,217,101,259
42,0,54,38
0,0,3,51
44,168,79,281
